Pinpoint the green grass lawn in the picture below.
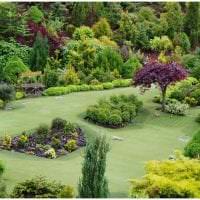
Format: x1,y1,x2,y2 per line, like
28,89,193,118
0,87,199,197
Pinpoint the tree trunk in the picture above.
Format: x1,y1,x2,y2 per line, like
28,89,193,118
161,87,167,112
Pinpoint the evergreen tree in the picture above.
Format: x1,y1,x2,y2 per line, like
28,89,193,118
78,135,110,198
30,32,49,71
184,2,200,47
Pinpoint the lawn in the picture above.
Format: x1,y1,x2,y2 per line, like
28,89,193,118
0,86,199,197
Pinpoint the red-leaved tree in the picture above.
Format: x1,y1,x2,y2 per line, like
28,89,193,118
133,61,187,111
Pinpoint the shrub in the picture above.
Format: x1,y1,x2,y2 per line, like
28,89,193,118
73,26,94,40
64,139,77,152
173,32,191,53
165,100,189,115
184,130,200,158
43,67,59,88
18,134,28,148
15,91,25,100
59,185,75,198
184,97,198,107
64,66,80,85
11,176,63,198
92,18,112,38
51,137,61,149
44,148,56,159
36,124,49,142
28,6,44,23
2,135,12,150
64,122,76,133
90,84,104,91
102,82,114,89
130,153,200,198
4,56,29,84
150,36,173,52
122,56,142,78
51,118,66,131
85,94,142,128
0,83,15,108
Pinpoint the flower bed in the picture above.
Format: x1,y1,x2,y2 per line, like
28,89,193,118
0,118,86,159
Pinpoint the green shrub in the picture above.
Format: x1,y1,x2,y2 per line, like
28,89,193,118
85,94,142,128
2,134,12,150
51,118,66,131
59,185,75,198
90,84,104,91
51,137,61,150
165,100,189,115
43,68,59,88
184,130,200,158
11,176,63,198
18,134,28,148
102,82,114,89
16,91,25,100
44,148,56,159
122,56,142,78
0,83,15,108
150,36,173,52
191,88,200,104
28,6,44,23
64,122,76,133
4,56,29,84
64,66,80,85
73,26,94,40
36,124,49,142
184,97,198,107
64,139,77,152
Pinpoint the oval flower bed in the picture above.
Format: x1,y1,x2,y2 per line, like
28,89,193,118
85,94,143,128
0,118,86,159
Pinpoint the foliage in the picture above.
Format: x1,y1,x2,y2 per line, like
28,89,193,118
122,56,141,78
30,32,49,71
173,32,191,53
64,139,77,152
0,100,4,109
4,56,29,84
0,83,15,107
85,94,142,128
43,67,59,88
2,134,12,150
165,99,189,115
78,135,110,198
44,148,57,159
130,153,200,198
150,36,173,52
11,176,64,198
63,66,80,85
59,185,75,198
184,2,200,47
92,18,112,38
184,130,200,158
73,26,94,40
162,2,183,38
27,6,44,23
95,47,123,73
16,91,25,100
134,61,187,111
51,117,66,131
43,79,131,96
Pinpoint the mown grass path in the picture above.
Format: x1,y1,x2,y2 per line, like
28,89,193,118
0,87,199,197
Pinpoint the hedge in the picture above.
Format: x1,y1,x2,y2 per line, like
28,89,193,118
43,79,132,96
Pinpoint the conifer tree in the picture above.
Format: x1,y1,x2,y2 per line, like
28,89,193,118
78,135,110,198
30,32,49,71
184,2,200,47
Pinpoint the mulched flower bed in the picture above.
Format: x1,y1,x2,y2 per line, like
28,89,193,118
0,118,86,159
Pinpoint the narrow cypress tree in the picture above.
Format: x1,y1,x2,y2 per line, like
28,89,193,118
184,2,200,47
30,32,49,71
78,135,110,198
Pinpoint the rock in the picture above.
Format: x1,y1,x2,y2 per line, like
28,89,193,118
112,136,124,141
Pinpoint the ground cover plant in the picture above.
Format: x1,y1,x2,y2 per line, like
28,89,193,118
0,118,86,159
85,94,142,128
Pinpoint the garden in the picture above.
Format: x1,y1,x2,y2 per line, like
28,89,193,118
0,1,200,198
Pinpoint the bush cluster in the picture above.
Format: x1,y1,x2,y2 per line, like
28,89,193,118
43,79,132,96
85,94,142,128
